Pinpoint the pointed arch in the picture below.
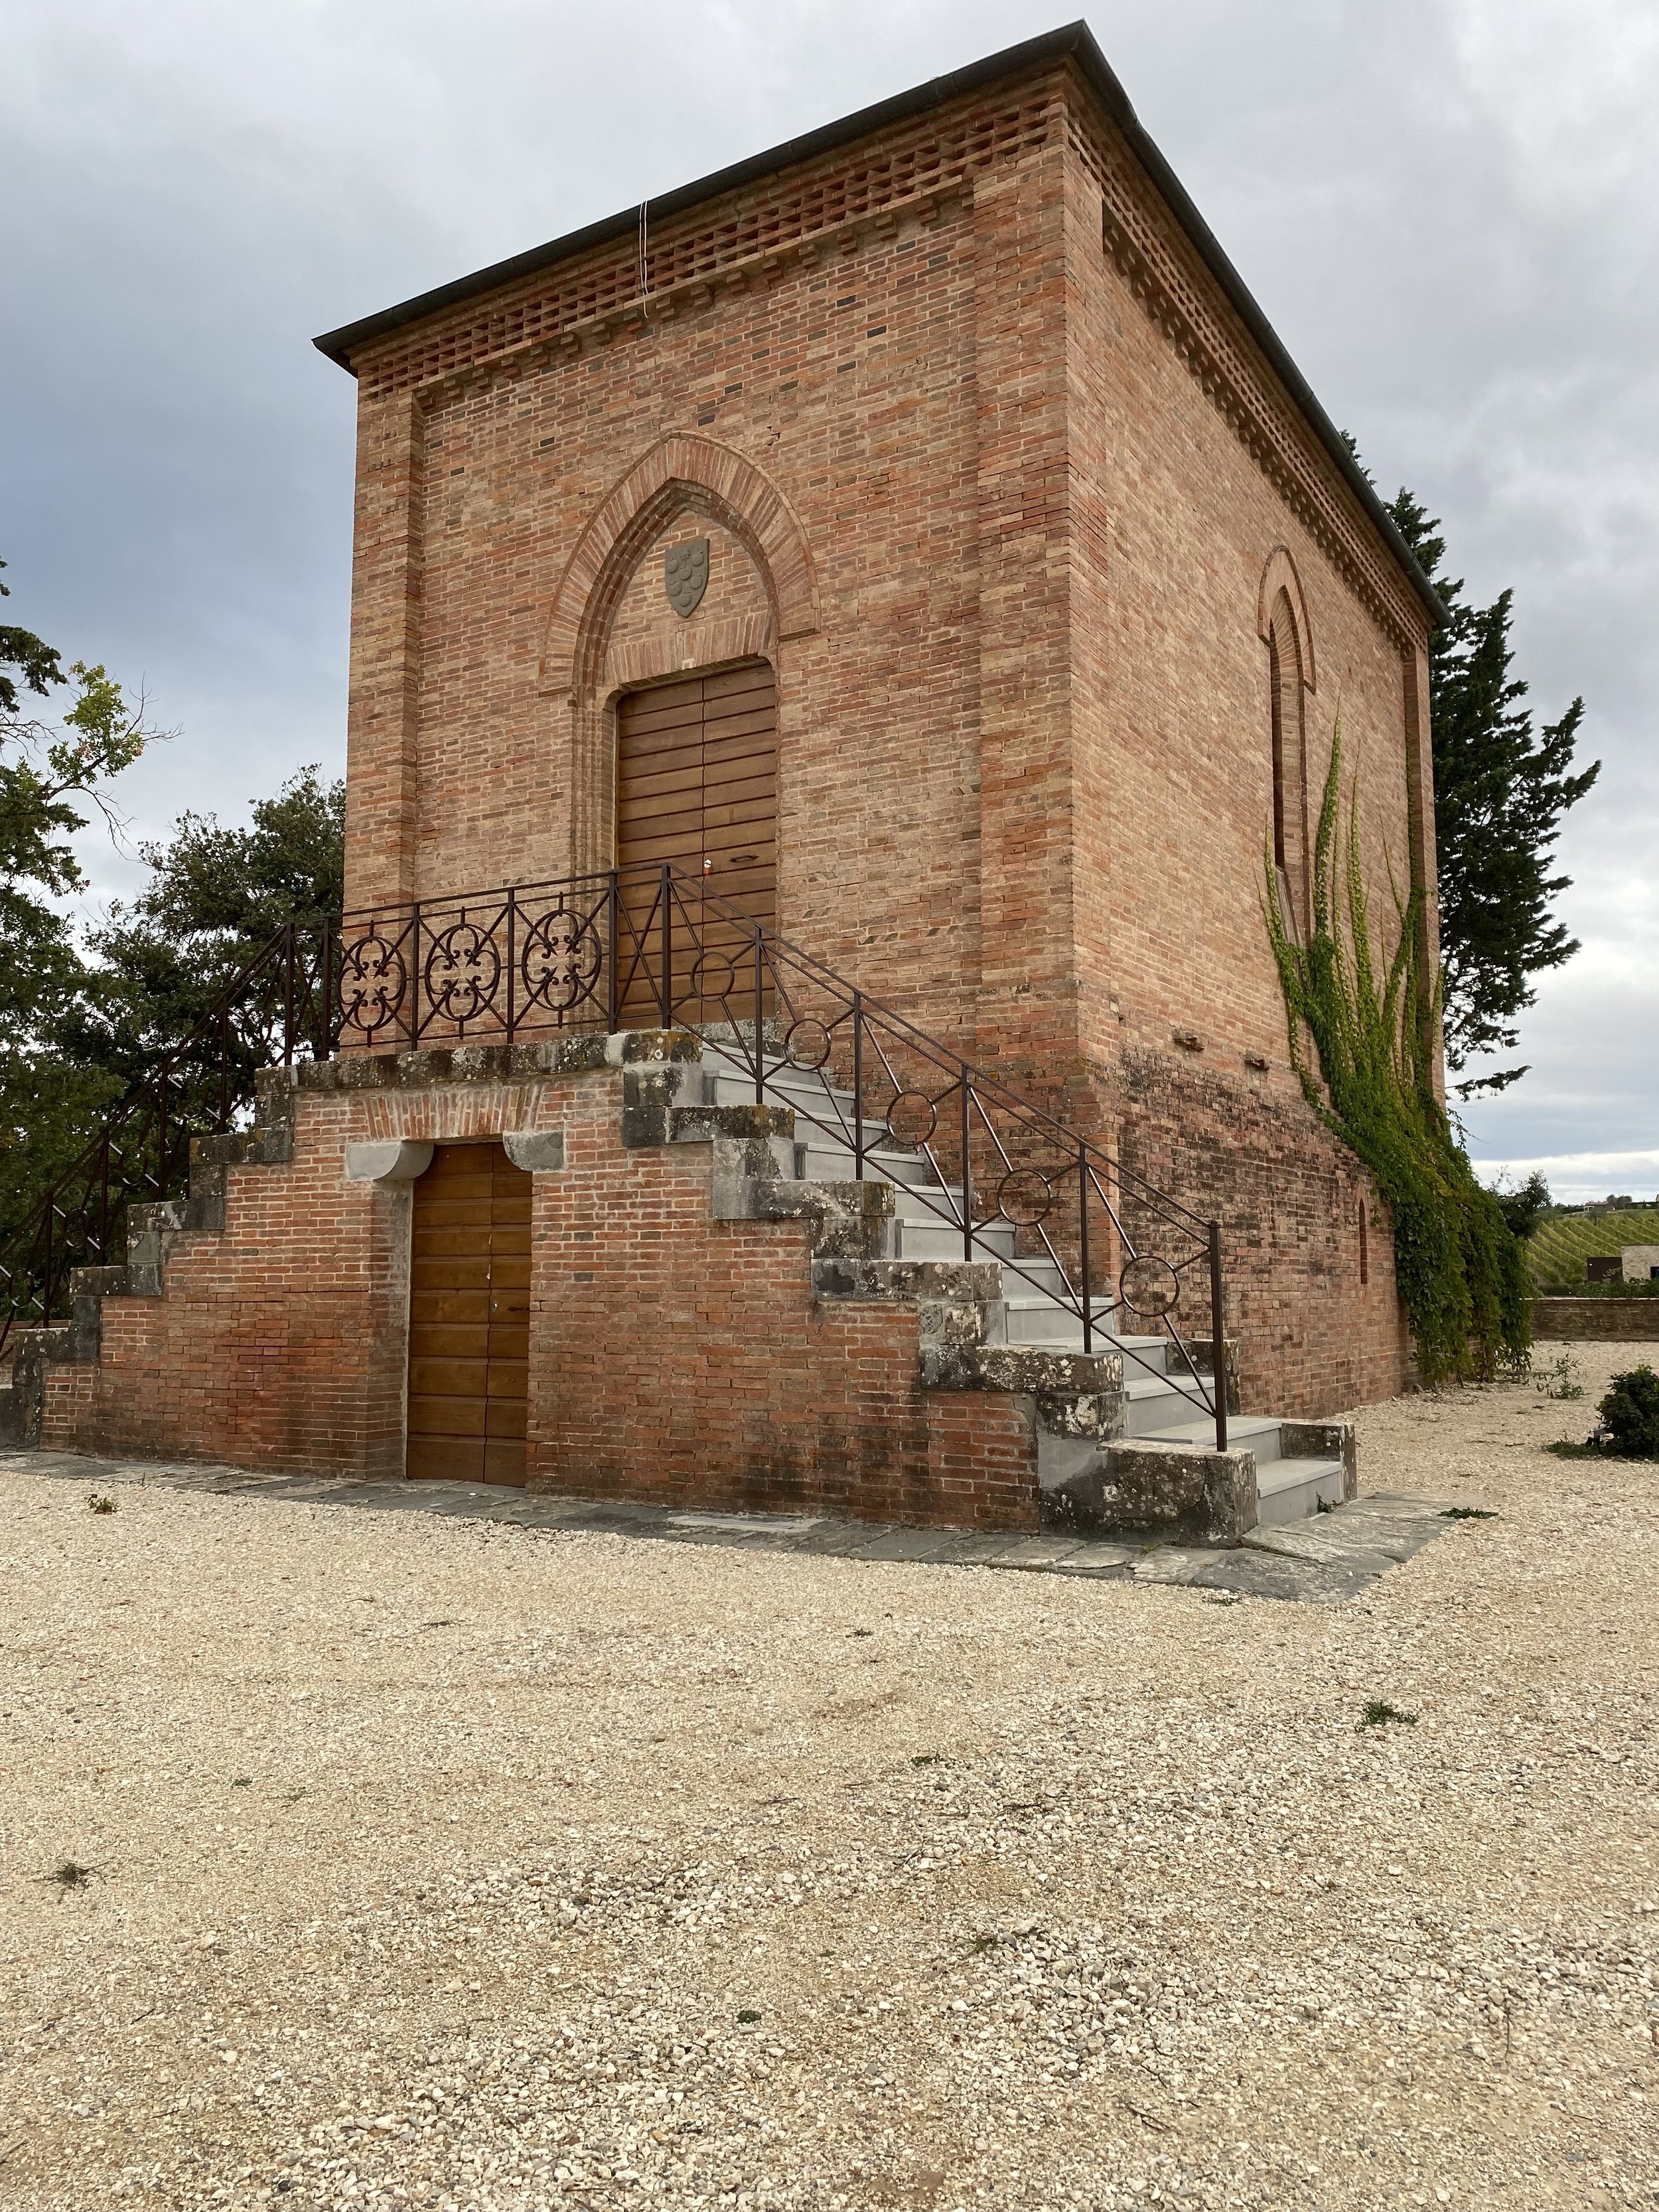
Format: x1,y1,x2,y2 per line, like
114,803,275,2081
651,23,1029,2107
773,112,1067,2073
538,433,818,879
1257,550,1315,939
1256,545,1316,693
539,433,818,701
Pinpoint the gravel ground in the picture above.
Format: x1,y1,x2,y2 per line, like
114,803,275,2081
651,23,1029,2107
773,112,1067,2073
1,1345,1655,2212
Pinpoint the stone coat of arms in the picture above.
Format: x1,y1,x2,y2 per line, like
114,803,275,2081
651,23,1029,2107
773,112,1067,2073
664,538,710,619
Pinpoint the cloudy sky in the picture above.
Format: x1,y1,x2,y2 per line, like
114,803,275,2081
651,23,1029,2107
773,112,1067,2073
6,0,1655,1200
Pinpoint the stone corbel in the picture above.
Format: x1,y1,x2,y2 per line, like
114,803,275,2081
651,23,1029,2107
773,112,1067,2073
503,1131,567,1173
344,1140,435,1184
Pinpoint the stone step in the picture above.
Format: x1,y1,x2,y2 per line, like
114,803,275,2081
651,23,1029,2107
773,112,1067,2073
800,1142,941,1189
1256,1455,1348,1524
708,1068,861,1118
1114,1332,1183,1375
1122,1375,1228,1438
1001,1294,1129,1347
1137,1412,1285,1465
889,1215,1020,1262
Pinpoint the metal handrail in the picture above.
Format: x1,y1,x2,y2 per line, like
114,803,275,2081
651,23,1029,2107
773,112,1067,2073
0,866,1230,1450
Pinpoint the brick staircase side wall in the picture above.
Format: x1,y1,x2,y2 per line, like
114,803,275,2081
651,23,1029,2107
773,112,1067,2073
1106,1049,1411,1416
36,1100,407,1477
33,1047,1043,1533
526,1065,1035,1526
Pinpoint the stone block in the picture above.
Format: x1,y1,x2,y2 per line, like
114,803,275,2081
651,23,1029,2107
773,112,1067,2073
1074,1438,1259,1544
344,1140,435,1183
502,1130,567,1173
746,1177,895,1259
1279,1418,1358,1499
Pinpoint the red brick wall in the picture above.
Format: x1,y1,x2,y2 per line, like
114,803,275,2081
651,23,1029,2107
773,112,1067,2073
1533,1300,1659,1344
330,56,1435,1411
41,1097,406,1475
39,1064,1042,1531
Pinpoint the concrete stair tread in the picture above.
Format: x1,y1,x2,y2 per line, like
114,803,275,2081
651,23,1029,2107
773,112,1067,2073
1258,1453,1344,1497
1254,1455,1347,1526
1001,1289,1111,1305
1138,1413,1277,1449
1123,1374,1197,1400
802,1148,940,1183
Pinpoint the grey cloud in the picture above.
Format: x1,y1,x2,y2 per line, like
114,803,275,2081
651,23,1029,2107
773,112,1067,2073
5,0,1652,1171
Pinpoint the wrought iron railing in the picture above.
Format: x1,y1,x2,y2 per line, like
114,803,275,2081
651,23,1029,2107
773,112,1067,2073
1,865,1228,1449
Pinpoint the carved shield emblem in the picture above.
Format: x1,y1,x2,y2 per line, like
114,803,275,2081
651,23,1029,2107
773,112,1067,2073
664,538,710,619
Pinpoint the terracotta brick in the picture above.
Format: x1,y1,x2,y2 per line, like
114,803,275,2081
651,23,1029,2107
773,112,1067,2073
40,1062,1041,1531
44,43,1439,1491
324,50,1431,1416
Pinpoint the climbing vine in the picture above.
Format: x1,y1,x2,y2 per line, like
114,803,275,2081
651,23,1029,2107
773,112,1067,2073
1265,724,1530,1382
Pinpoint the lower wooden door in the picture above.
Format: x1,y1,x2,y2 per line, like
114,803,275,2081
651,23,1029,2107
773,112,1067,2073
406,1142,531,1485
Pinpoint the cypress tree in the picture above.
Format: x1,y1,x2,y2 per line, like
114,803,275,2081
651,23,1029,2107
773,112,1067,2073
1384,488,1599,1096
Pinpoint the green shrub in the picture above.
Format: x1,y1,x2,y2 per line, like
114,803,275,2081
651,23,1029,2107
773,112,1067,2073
1597,1365,1659,1459
1266,724,1530,1383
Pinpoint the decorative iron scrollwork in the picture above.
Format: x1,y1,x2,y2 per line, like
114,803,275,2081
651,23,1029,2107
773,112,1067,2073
424,922,501,1023
1119,1254,1181,1317
339,933,407,1040
521,908,601,1013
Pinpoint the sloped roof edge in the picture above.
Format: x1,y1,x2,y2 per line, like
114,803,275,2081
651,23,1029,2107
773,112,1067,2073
312,21,1443,627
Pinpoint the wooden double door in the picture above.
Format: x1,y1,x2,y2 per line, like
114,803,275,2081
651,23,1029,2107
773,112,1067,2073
615,662,776,1015
406,1142,531,1485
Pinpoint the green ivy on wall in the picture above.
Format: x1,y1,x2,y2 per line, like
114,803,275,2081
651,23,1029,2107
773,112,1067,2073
1265,725,1530,1382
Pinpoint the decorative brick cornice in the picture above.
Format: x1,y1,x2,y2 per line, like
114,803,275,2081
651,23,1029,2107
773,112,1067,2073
1070,103,1429,653
348,85,1058,403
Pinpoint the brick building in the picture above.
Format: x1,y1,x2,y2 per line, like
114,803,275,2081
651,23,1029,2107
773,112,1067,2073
9,25,1442,1538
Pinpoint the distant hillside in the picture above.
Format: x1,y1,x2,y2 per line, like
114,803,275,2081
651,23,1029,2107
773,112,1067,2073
1528,1208,1659,1290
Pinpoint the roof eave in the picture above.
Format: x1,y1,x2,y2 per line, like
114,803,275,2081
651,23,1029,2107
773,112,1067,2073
312,20,1444,629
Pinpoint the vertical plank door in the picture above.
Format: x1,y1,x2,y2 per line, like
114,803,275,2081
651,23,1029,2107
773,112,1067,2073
406,1142,532,1485
614,661,776,1019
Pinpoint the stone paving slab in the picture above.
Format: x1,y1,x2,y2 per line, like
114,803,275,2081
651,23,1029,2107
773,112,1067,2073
1,1450,1461,1603
982,1536,1088,1571
774,1518,900,1556
853,1527,968,1562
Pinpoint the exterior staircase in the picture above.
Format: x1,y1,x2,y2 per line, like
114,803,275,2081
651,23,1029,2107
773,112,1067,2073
697,1036,1350,1532
0,865,1359,1539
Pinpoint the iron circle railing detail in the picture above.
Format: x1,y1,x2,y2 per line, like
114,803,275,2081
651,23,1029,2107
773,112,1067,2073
1119,1254,1182,1317
996,1167,1054,1228
885,1090,939,1147
783,1018,833,1070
